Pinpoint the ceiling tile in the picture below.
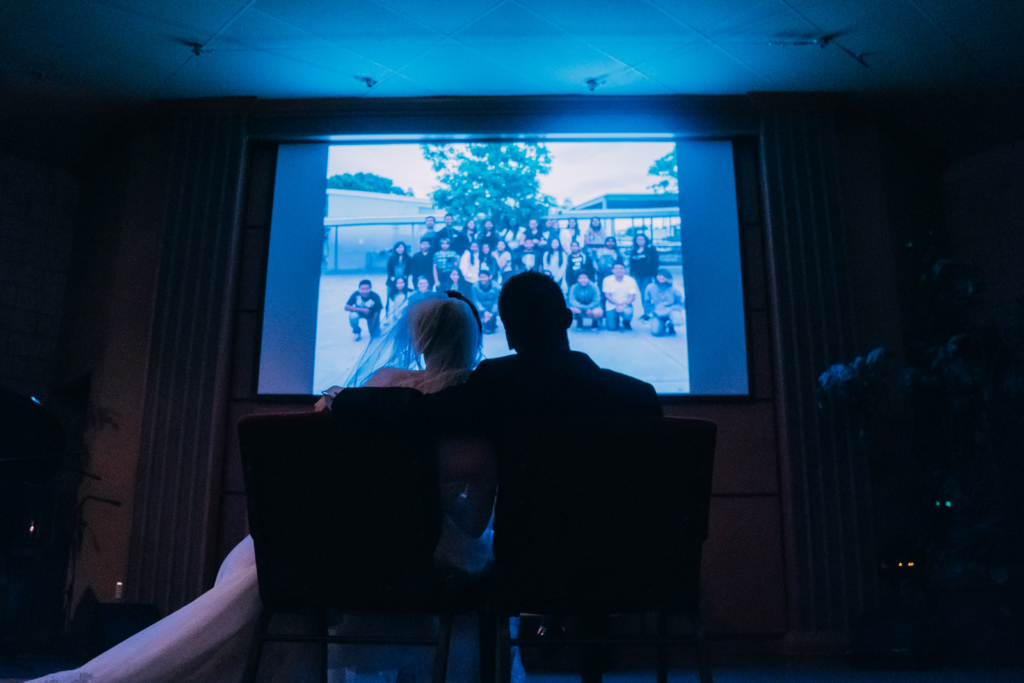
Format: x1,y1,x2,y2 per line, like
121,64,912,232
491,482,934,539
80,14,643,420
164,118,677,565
0,0,191,98
372,0,504,36
633,41,773,94
269,47,395,84
720,41,879,91
651,0,792,35
452,2,630,94
254,0,446,71
705,2,819,42
204,9,396,83
397,38,543,95
514,0,702,67
91,0,251,40
362,72,440,98
161,49,369,98
205,7,335,51
515,0,697,40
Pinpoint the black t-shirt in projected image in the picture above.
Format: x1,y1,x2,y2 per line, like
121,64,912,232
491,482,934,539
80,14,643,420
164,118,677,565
346,291,382,315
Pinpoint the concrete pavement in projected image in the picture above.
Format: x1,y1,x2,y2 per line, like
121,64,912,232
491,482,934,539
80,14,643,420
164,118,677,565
312,273,689,394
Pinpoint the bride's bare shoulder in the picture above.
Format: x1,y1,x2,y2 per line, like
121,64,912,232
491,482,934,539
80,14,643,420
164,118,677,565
365,367,423,388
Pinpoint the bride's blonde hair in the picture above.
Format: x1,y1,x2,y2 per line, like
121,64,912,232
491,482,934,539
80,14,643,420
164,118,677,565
408,296,480,375
342,292,481,391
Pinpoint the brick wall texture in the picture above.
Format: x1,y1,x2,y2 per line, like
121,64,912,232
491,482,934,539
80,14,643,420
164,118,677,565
0,149,78,398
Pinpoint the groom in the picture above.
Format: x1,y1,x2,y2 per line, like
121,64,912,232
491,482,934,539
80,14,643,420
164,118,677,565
425,270,661,422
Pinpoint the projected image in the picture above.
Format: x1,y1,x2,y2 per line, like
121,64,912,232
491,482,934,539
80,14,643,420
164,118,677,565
312,141,689,394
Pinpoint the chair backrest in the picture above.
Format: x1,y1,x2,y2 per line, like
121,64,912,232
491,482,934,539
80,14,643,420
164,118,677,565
492,416,716,615
238,411,442,612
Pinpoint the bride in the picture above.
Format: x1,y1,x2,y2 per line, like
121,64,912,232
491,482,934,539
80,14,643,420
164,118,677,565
31,292,492,683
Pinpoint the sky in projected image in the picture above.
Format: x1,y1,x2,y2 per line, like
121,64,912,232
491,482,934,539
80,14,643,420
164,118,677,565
326,142,676,207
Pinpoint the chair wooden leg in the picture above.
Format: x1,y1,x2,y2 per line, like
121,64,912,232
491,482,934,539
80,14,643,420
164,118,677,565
431,612,453,683
319,608,330,683
242,608,272,683
692,608,712,683
657,611,669,683
497,614,512,683
478,603,497,683
578,615,608,683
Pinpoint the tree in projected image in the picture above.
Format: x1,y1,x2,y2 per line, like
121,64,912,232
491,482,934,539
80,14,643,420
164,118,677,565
647,148,677,194
328,172,412,196
421,143,556,227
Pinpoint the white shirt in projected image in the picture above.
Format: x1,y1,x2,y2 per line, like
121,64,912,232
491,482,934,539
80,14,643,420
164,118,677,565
602,274,640,308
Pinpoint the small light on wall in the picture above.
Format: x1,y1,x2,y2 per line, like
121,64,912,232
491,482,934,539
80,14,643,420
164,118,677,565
908,562,915,567
115,582,124,601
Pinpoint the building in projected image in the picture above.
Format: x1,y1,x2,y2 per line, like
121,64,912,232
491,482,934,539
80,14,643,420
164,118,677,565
324,189,437,272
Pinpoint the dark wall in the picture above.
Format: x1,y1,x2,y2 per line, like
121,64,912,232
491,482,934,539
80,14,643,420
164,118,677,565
943,138,1024,354
0,148,78,398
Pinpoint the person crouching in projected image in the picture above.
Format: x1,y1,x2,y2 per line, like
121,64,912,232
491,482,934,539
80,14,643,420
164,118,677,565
568,271,603,330
345,278,383,341
472,270,500,334
645,268,685,337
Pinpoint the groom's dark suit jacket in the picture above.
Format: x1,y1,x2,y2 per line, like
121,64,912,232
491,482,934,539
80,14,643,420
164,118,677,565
330,348,661,430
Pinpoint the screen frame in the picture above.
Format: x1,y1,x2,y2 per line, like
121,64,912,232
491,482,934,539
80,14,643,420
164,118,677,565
244,95,762,404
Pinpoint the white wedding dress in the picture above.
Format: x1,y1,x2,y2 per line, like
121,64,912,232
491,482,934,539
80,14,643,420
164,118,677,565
31,372,494,683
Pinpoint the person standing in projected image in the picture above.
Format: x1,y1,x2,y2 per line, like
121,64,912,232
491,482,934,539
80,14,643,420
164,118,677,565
565,240,593,293
493,240,513,283
435,212,458,248
445,267,473,299
410,237,435,289
421,215,438,253
433,237,460,290
459,241,481,288
457,219,476,256
385,241,410,317
628,233,660,321
408,275,433,305
345,279,383,341
525,219,545,250
559,218,580,258
501,216,520,247
478,241,499,282
594,236,622,307
386,275,409,322
479,219,498,251
514,238,541,275
583,216,605,253
542,236,567,292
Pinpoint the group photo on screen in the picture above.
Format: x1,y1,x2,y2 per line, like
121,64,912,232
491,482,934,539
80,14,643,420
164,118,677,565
312,141,691,394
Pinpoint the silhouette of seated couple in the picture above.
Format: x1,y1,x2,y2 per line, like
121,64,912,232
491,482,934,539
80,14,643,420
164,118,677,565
320,270,663,574
30,272,661,683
